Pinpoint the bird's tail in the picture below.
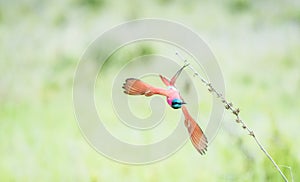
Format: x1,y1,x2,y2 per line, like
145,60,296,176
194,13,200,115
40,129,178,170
122,78,153,96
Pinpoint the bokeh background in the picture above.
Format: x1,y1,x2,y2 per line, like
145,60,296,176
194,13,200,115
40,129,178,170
1,0,299,181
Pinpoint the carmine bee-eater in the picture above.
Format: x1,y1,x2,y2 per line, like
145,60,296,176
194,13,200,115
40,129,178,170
122,64,208,154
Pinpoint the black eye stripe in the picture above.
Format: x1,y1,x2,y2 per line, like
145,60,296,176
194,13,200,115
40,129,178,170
172,100,182,105
172,99,183,108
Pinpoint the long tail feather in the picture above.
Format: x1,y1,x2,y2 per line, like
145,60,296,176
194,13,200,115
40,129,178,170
170,64,189,85
159,75,171,86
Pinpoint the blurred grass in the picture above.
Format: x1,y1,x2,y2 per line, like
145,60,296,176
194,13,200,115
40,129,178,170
1,0,300,181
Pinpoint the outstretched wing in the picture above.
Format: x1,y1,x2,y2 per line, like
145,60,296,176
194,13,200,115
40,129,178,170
123,78,169,97
182,105,208,155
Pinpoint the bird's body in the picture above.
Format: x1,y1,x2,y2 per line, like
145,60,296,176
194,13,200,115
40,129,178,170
165,86,181,108
122,65,208,154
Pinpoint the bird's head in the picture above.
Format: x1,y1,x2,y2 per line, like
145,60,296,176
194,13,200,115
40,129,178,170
171,99,186,109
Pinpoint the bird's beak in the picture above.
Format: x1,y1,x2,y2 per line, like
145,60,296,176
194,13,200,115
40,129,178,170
182,102,187,105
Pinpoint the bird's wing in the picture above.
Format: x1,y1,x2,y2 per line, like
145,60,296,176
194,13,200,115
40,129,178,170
181,105,208,155
123,78,169,97
170,64,189,86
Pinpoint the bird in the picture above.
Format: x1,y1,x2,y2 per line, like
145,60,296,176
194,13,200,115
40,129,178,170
122,64,208,155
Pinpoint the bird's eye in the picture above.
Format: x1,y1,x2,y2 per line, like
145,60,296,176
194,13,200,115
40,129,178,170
171,99,182,109
172,99,182,104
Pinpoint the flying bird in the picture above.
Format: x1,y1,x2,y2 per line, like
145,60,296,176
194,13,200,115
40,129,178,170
122,64,208,155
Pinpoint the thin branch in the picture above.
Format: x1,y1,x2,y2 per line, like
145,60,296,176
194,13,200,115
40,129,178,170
175,52,289,182
279,165,294,182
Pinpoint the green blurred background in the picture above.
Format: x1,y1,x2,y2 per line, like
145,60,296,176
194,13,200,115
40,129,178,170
1,0,299,181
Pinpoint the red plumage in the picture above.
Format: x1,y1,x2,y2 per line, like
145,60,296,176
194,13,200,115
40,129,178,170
122,65,208,155
182,106,208,154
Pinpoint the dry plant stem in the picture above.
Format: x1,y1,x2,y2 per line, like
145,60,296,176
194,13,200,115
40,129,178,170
280,165,294,182
176,53,289,182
